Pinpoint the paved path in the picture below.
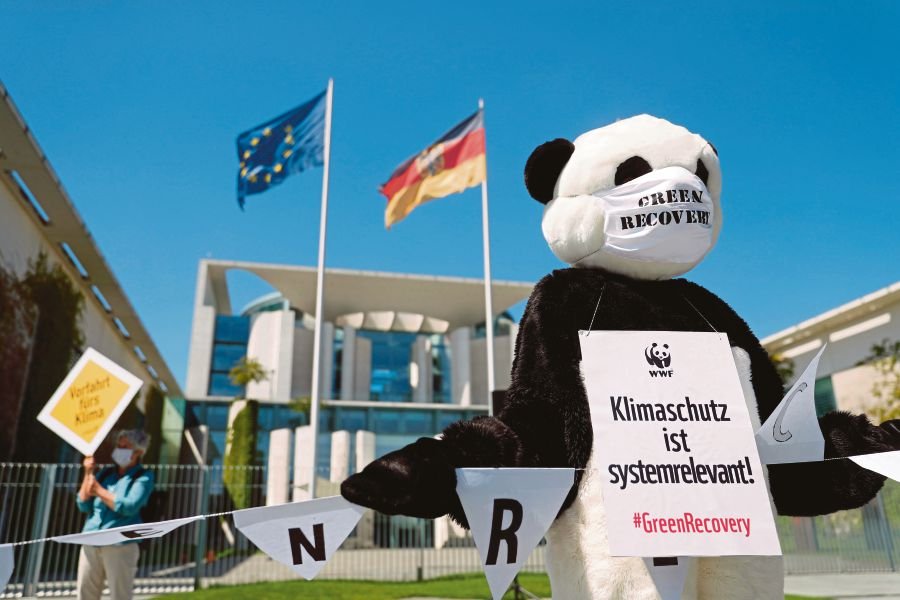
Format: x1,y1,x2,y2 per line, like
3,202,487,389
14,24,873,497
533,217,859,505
399,573,900,600
785,573,900,599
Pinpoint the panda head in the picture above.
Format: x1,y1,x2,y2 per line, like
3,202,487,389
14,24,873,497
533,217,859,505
654,344,670,361
525,114,722,280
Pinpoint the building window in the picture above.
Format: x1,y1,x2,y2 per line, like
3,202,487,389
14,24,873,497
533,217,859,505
431,335,452,403
333,331,343,398
214,314,250,343
336,408,368,431
473,311,515,338
814,376,837,416
211,344,246,372
208,373,243,398
436,410,464,431
359,330,418,402
207,315,250,397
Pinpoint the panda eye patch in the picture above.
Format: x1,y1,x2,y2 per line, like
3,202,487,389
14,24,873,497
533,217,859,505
614,156,652,186
695,159,709,186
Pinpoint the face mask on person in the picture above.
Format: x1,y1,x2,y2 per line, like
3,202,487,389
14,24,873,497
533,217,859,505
111,448,134,468
587,165,715,266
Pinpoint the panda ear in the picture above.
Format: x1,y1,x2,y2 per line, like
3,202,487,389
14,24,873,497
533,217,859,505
524,138,575,204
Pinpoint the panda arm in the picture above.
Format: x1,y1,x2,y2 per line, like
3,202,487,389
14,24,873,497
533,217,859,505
768,413,897,516
341,272,583,524
682,281,900,515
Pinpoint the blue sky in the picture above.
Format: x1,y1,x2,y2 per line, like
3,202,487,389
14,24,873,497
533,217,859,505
2,2,898,388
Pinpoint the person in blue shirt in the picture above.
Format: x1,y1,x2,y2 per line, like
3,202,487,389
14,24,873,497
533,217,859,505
75,429,154,600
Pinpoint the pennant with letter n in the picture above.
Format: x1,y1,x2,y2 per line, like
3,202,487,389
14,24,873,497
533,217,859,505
233,496,365,580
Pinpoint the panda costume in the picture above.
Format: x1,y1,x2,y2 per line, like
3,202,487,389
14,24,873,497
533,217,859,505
342,115,900,599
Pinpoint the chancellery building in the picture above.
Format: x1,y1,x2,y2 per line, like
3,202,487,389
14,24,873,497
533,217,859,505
182,258,533,504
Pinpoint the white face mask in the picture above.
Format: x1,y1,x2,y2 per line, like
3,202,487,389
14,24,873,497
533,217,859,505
111,448,134,468
591,165,714,266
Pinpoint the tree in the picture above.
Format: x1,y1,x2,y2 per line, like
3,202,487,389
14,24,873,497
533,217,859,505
0,259,37,460
769,352,795,389
223,357,267,508
289,396,311,420
13,253,84,462
222,399,260,509
228,356,268,391
858,338,900,421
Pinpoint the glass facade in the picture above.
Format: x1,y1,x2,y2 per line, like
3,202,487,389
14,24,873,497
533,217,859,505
814,376,838,416
359,330,417,402
315,405,481,477
473,311,516,338
207,315,250,397
431,335,452,403
187,401,308,467
195,302,483,488
337,330,452,403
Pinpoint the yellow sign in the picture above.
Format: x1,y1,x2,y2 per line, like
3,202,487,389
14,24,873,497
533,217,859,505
49,359,132,444
38,348,144,455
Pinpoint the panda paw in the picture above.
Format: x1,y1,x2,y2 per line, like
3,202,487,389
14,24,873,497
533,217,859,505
879,419,900,449
340,437,457,519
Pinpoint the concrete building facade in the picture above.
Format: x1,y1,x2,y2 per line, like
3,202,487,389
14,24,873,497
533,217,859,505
0,82,181,461
184,258,533,491
762,281,900,419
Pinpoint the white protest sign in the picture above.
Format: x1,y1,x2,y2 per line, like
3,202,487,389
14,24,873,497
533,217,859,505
580,330,780,557
643,556,691,600
850,451,900,483
756,345,826,464
0,545,12,594
456,468,574,600
37,347,144,456
52,516,202,546
233,496,364,580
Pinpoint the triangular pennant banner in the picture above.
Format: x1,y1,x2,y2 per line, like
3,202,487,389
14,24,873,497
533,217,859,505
850,450,900,483
756,345,827,464
0,545,12,594
233,496,365,580
643,556,691,600
456,468,574,600
52,516,203,546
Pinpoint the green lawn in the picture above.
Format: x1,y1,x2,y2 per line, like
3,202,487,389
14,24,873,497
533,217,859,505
152,573,829,599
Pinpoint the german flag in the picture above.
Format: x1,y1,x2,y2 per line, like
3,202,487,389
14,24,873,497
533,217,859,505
380,111,486,228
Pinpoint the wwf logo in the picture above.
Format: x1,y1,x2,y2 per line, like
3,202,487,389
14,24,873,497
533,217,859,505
645,343,671,368
644,343,673,377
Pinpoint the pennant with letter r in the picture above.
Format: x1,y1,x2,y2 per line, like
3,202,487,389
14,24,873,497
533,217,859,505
52,516,203,546
232,496,365,580
456,468,574,600
756,345,826,464
0,545,12,594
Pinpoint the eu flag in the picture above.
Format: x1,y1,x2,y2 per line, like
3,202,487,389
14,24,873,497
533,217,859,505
236,90,326,209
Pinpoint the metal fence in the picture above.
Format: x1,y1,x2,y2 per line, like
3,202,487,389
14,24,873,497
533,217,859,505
0,463,897,597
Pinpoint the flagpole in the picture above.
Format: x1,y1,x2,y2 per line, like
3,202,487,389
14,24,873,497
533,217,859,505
308,78,333,499
478,98,496,416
